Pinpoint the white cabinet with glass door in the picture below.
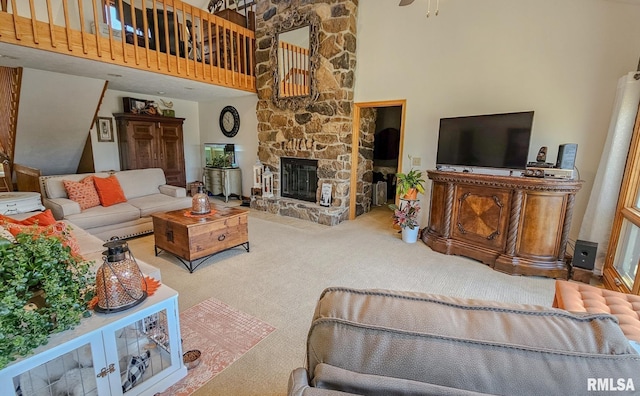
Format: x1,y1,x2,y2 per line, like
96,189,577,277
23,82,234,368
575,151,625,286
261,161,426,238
0,285,186,396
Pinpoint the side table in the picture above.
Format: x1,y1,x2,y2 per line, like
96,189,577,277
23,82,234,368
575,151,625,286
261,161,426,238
0,192,45,215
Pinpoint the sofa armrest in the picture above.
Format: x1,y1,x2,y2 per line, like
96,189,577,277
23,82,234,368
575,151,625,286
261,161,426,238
43,198,81,220
288,368,359,396
159,184,187,198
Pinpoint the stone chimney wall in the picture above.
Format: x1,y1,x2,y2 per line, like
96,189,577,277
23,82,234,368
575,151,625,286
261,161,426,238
252,0,358,226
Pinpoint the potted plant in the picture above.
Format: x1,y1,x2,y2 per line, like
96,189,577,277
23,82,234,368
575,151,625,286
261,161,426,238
0,226,94,369
395,165,426,200
389,200,421,243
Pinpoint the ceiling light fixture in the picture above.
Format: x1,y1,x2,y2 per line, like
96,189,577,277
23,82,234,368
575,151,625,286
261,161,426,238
157,91,165,95
107,73,122,77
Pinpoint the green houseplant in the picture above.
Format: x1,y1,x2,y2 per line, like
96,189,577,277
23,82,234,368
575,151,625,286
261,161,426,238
395,165,426,200
0,226,94,369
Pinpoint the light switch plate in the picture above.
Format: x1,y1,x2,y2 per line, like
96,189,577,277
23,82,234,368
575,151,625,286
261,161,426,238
411,157,421,167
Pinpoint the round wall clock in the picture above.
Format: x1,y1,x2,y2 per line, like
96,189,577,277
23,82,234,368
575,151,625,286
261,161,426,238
219,105,240,137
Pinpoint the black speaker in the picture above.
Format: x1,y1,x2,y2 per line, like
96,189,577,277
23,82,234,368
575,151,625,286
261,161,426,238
574,240,597,270
555,143,578,169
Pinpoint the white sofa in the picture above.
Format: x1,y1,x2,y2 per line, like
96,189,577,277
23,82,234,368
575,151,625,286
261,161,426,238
39,168,192,241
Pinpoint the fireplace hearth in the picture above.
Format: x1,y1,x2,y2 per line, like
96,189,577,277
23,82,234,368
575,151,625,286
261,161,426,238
281,157,318,203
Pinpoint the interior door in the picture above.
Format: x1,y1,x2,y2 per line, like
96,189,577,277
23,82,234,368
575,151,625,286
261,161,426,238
603,105,640,294
157,122,185,187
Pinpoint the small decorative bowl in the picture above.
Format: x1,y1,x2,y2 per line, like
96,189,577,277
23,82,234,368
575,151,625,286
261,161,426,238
183,349,201,370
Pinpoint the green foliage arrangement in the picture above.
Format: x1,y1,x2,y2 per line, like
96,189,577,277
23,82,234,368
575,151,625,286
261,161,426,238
0,228,94,369
395,167,426,197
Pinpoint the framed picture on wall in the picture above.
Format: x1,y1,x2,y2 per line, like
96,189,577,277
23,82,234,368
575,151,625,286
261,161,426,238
96,117,114,142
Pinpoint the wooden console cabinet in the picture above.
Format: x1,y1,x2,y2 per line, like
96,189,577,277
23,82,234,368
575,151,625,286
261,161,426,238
114,113,186,187
422,170,582,278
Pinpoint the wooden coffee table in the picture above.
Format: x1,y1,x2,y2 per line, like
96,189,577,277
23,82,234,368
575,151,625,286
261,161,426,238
151,206,249,273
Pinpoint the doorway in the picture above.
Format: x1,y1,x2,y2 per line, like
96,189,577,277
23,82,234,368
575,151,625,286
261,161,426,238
349,100,406,220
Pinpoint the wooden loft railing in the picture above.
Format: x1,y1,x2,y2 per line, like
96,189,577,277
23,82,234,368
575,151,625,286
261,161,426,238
0,0,256,93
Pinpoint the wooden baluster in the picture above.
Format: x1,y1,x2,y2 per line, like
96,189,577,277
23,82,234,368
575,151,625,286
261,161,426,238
206,19,213,81
162,3,171,72
152,0,160,70
118,0,127,63
45,0,54,46
173,3,180,75
215,23,221,83
9,0,19,41
141,0,150,67
77,0,87,54
28,0,38,44
62,0,72,51
90,0,102,57
249,36,255,88
234,29,240,86
130,0,139,65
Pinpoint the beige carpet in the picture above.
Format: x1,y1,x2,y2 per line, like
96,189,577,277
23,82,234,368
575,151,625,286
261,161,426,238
127,203,556,395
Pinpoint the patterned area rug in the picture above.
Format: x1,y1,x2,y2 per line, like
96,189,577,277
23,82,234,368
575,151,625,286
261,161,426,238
159,298,275,396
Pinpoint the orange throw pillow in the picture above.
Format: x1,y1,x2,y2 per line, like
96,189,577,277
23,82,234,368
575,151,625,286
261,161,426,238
0,209,57,226
63,176,101,210
2,221,82,258
93,175,127,207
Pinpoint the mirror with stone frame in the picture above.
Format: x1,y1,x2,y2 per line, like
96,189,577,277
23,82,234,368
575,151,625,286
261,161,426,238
270,10,320,111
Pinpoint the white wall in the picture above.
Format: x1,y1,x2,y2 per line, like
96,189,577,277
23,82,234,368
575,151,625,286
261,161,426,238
355,0,640,239
97,90,201,183
198,95,259,197
15,69,105,175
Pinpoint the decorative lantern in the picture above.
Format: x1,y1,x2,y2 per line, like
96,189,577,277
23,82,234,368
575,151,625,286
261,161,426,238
262,167,274,198
95,238,147,313
253,159,263,188
191,185,211,215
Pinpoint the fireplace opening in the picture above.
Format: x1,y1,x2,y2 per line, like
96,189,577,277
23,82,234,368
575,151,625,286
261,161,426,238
281,157,318,202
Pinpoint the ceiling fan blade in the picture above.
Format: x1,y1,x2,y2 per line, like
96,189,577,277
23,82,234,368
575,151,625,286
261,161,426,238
399,0,415,6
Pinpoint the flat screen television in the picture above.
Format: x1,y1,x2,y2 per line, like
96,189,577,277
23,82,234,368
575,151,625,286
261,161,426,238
436,111,534,170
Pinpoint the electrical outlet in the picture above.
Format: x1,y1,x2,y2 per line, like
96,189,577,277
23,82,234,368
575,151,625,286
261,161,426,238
411,157,421,167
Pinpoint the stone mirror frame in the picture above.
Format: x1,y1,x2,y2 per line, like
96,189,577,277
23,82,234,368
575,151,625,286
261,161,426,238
270,10,320,111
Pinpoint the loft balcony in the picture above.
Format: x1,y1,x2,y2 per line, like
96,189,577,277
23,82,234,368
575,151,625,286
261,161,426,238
0,0,256,94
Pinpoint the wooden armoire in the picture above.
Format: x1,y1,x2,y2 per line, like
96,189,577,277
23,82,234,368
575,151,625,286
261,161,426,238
113,113,186,187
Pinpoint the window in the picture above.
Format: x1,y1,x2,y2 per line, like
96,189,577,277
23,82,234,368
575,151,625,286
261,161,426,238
603,104,640,294
103,0,150,38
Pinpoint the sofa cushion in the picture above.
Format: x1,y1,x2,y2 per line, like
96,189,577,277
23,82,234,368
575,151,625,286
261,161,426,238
127,193,192,217
116,168,167,200
554,280,640,342
307,287,640,396
42,173,110,199
63,176,101,210
0,209,57,226
64,203,140,230
93,175,127,207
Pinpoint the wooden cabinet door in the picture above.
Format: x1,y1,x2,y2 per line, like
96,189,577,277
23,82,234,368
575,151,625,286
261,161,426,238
128,121,158,170
157,122,185,187
451,185,511,250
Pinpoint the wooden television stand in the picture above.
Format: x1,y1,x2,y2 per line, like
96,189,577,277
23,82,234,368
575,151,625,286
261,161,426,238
422,170,582,279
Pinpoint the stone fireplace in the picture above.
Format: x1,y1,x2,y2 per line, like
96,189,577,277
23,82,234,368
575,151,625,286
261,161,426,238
250,0,358,226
